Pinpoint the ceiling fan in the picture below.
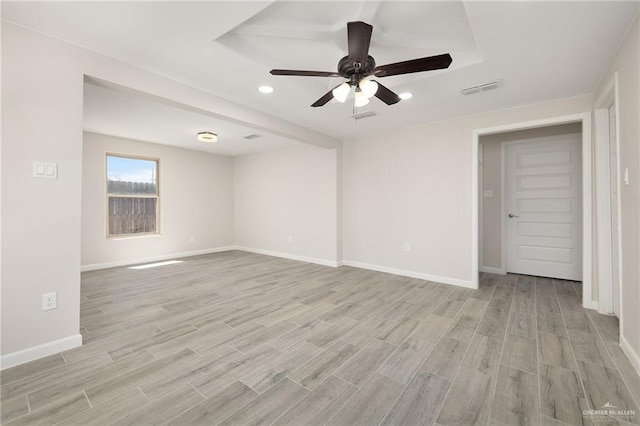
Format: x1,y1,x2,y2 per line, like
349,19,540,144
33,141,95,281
270,21,452,108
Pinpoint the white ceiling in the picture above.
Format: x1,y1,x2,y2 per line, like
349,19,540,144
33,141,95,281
83,83,300,156
3,1,639,146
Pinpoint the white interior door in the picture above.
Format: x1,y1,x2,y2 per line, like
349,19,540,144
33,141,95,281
609,104,621,317
505,134,582,280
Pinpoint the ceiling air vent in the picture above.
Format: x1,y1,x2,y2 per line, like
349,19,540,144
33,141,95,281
461,79,503,96
352,111,377,120
243,134,261,140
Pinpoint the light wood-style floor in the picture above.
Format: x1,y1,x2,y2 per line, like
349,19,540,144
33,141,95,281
2,251,639,425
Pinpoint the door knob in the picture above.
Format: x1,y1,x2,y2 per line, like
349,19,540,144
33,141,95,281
508,213,520,218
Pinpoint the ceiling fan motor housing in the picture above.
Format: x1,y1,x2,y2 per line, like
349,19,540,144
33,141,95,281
338,55,376,85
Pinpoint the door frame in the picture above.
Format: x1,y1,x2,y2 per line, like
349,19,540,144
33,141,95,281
471,112,595,309
594,73,623,316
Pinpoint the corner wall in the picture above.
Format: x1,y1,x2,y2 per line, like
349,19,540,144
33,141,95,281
81,133,234,269
233,144,338,266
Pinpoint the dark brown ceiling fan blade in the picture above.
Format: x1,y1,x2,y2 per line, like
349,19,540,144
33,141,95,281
270,69,341,77
373,53,452,78
372,80,401,105
347,21,373,66
311,84,343,107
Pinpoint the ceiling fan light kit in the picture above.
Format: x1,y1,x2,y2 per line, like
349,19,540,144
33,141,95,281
270,21,452,109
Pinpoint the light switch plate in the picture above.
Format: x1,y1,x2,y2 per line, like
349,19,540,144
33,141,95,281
33,161,58,179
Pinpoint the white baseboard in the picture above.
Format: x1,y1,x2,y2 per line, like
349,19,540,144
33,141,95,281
479,266,505,275
1,334,82,370
342,260,475,289
81,246,236,271
621,333,640,377
233,246,339,268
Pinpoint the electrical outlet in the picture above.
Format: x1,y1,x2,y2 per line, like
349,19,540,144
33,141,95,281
42,292,57,311
404,243,411,252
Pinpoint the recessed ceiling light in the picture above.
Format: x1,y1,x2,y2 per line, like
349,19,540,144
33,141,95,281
197,131,218,143
399,92,413,100
258,85,274,94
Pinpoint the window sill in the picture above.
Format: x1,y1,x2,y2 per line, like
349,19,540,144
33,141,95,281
107,233,162,241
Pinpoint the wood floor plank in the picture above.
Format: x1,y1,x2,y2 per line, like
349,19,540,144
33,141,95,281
381,371,451,426
537,312,568,337
327,373,405,426
190,344,283,397
491,365,539,425
476,297,511,339
377,316,421,345
538,331,578,371
288,340,359,390
501,333,538,374
539,363,589,425
462,334,504,377
305,317,359,348
436,366,494,426
577,360,639,417
273,376,357,426
0,395,29,424
60,387,147,425
563,309,598,334
334,338,397,386
5,392,90,426
378,317,448,384
231,320,298,353
27,349,155,410
420,336,469,380
240,342,319,393
165,381,259,426
447,314,480,342
568,330,617,369
84,348,199,405
218,378,308,426
139,345,241,401
117,384,205,426
0,354,65,386
508,311,536,338
270,319,332,351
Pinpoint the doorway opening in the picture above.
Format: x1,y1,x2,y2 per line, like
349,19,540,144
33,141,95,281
471,113,593,309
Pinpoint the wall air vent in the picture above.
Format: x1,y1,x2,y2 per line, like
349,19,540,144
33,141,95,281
352,111,377,120
461,79,503,96
243,134,261,140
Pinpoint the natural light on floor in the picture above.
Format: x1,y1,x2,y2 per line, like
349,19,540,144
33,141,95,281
128,260,183,270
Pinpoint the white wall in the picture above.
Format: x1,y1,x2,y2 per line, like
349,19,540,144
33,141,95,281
593,14,640,369
2,21,84,360
233,144,338,266
479,123,582,270
82,132,233,269
343,95,593,287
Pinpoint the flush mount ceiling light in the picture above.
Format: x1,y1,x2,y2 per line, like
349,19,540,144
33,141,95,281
399,92,413,100
258,85,274,94
197,131,218,143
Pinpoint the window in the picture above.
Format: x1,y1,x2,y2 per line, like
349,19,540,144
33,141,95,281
106,154,159,237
